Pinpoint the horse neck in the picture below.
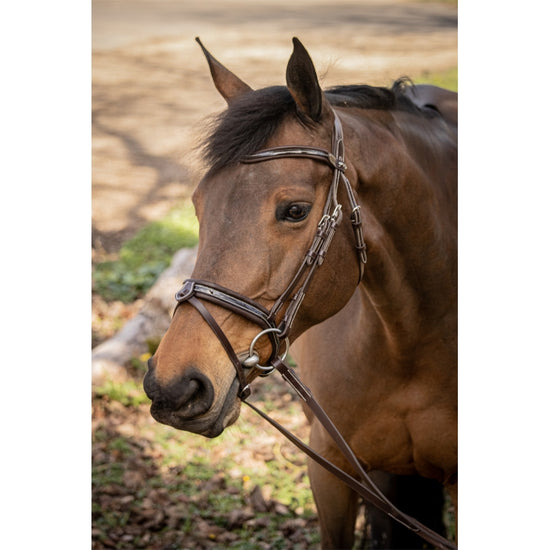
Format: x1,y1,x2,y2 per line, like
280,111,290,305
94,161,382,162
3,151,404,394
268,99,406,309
351,110,457,347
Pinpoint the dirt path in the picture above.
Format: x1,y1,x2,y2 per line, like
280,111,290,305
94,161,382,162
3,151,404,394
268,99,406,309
92,0,457,255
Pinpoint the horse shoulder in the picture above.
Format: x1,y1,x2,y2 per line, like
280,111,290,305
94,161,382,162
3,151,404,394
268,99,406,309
291,288,456,478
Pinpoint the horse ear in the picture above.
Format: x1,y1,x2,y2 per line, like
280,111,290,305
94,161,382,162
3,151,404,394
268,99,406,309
195,37,253,104
286,37,325,122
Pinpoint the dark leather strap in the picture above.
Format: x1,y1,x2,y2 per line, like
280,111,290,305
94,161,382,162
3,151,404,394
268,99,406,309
178,279,272,327
242,145,336,166
186,296,251,399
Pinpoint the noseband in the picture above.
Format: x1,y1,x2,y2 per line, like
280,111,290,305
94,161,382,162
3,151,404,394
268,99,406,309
175,111,367,399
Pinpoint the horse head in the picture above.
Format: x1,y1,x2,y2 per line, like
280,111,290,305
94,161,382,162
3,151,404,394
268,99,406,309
143,38,364,437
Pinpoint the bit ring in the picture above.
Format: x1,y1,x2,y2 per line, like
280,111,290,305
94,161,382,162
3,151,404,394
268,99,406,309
246,328,290,375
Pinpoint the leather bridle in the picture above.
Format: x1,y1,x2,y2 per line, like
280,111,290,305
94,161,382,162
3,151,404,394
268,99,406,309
173,111,457,550
175,111,367,398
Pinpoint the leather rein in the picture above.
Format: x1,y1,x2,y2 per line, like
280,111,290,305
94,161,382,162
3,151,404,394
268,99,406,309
174,112,456,550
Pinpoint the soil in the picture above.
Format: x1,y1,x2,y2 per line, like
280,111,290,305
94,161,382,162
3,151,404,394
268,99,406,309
92,374,325,549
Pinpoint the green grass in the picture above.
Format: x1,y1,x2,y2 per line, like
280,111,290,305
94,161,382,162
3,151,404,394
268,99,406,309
94,378,151,407
93,201,199,303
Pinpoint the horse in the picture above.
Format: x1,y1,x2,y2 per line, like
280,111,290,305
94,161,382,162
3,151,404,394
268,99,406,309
144,37,457,549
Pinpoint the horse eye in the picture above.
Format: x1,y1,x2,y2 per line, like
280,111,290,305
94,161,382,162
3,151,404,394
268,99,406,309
278,203,311,222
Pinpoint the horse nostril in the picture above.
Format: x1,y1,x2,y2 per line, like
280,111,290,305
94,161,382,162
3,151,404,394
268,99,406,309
147,367,215,419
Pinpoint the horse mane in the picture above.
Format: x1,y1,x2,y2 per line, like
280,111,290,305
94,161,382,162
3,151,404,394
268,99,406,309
201,78,429,175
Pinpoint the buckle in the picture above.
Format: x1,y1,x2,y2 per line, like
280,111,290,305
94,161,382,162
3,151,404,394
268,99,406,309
327,153,346,171
175,280,195,302
239,384,251,400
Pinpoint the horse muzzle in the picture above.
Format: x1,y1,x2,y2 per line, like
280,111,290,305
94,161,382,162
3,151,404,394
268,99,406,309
143,359,241,437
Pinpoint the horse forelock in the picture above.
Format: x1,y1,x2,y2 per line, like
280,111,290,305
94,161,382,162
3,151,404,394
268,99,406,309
201,86,296,176
200,79,433,176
